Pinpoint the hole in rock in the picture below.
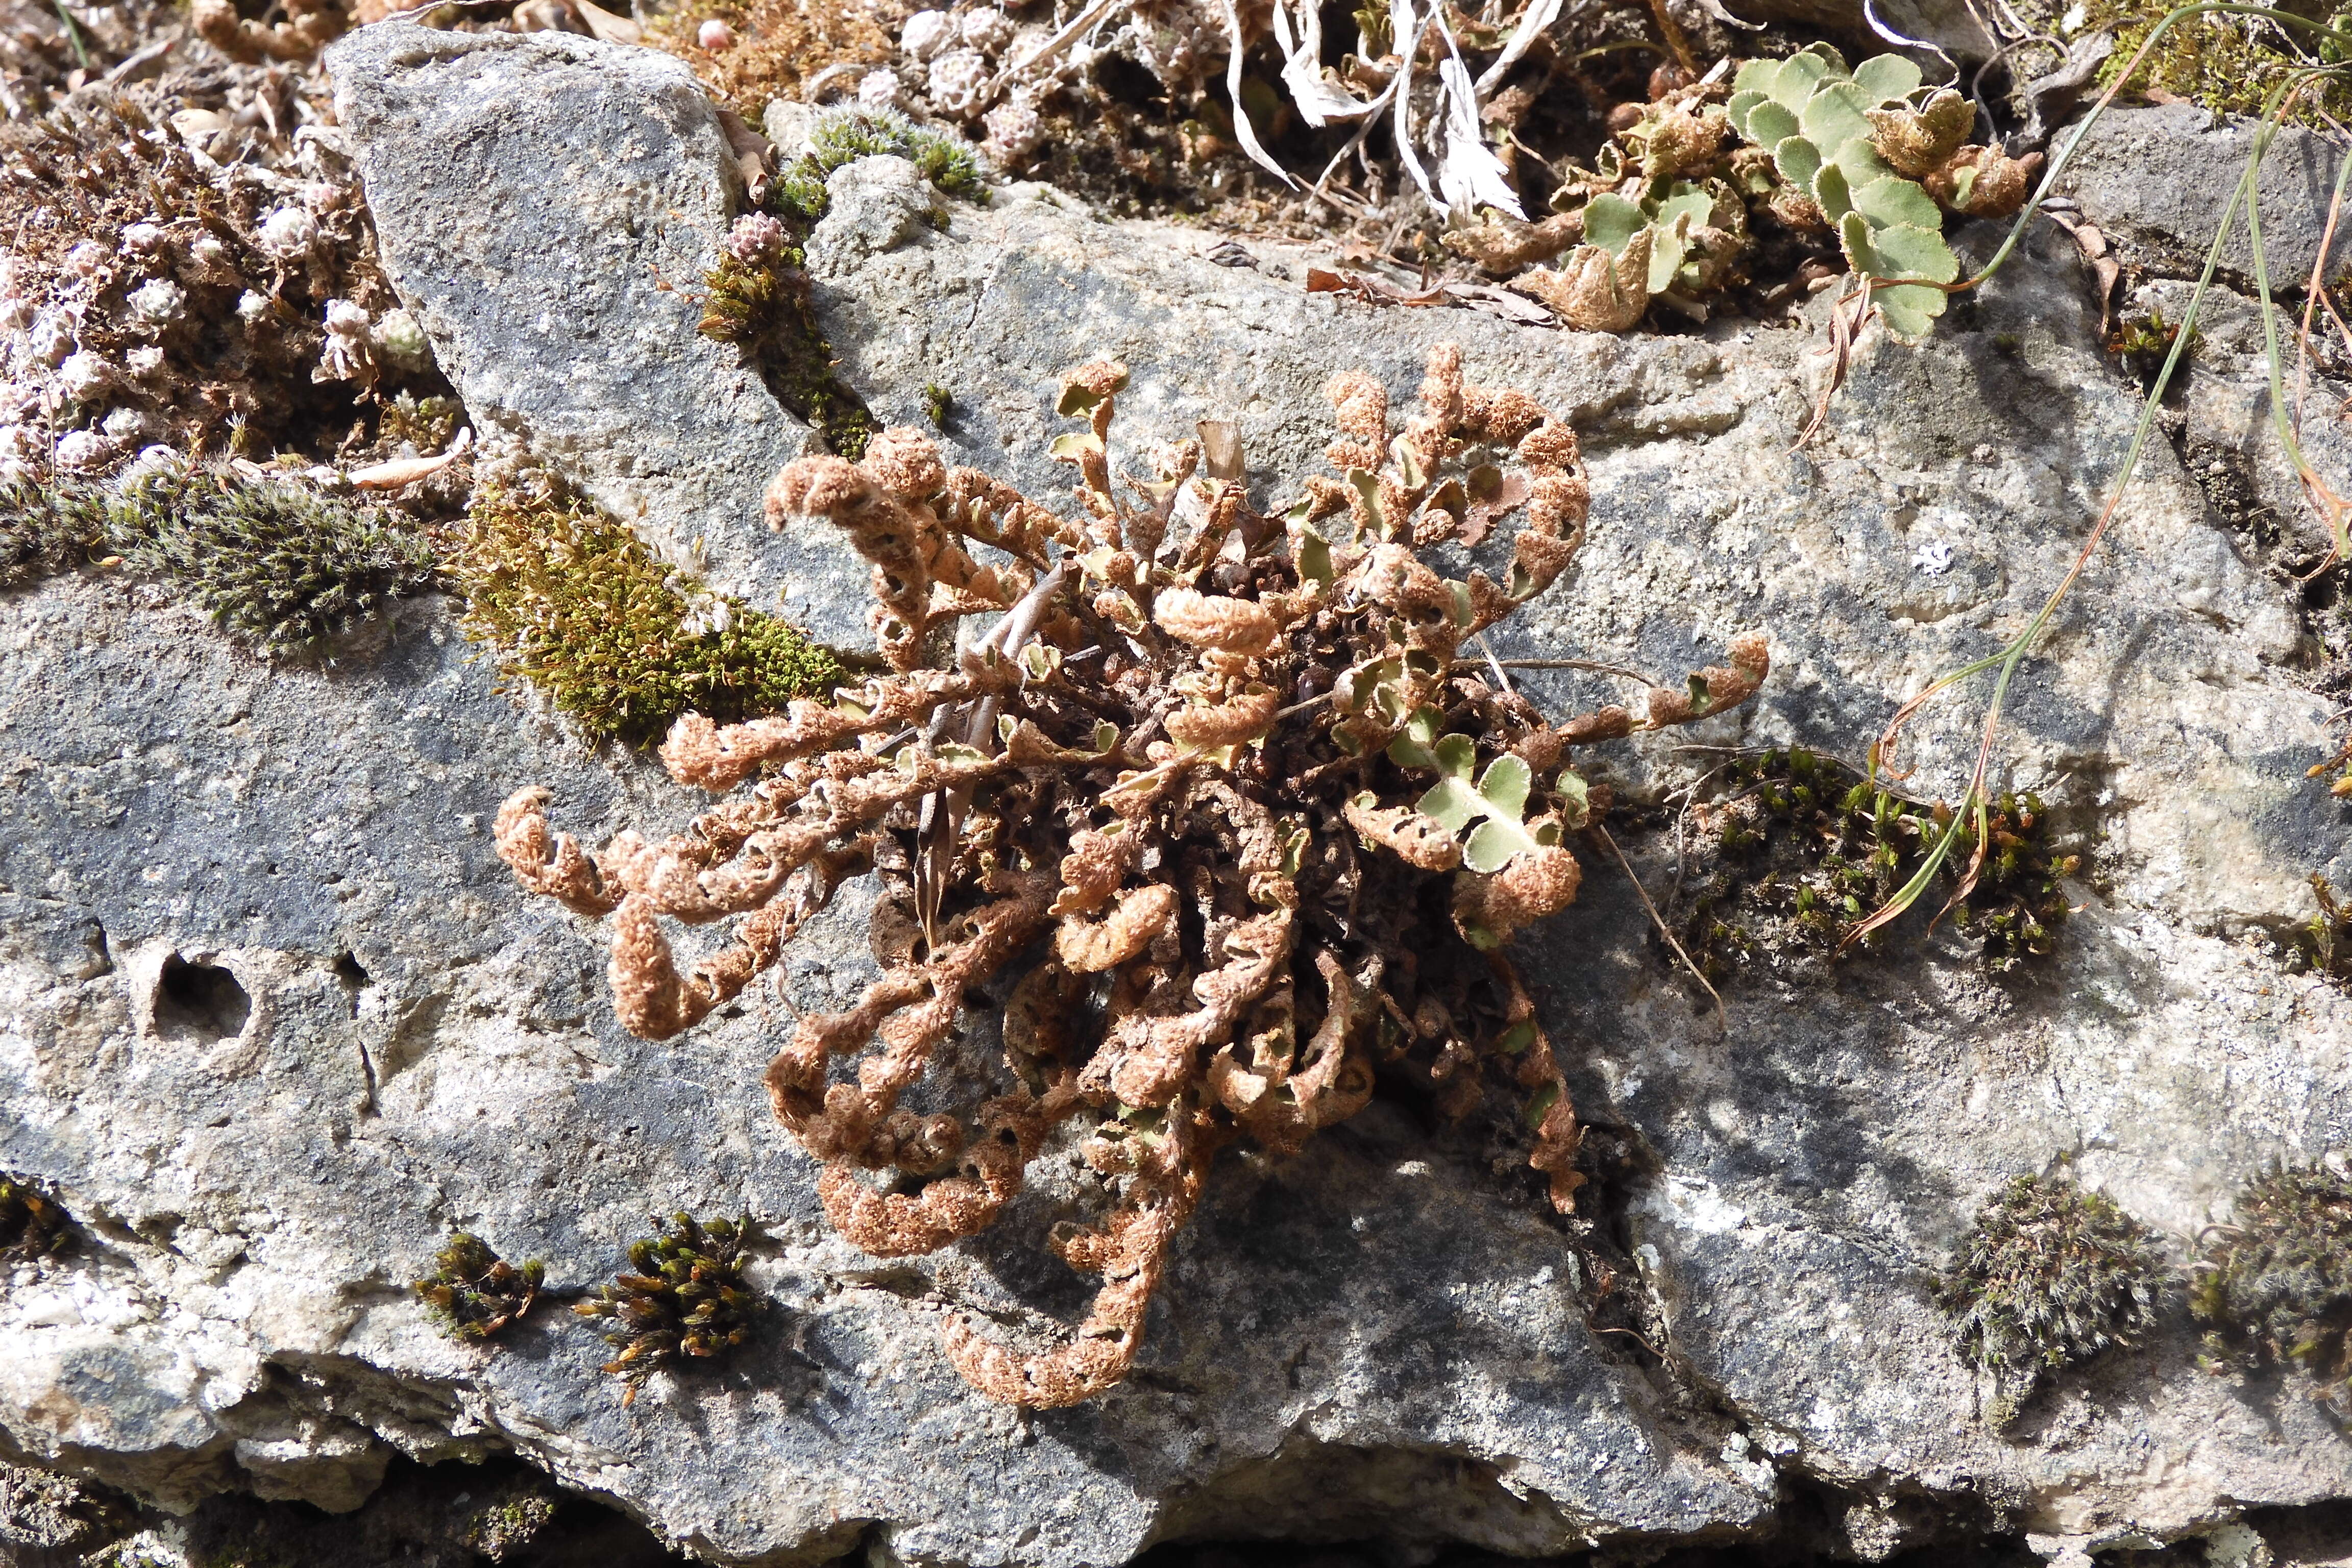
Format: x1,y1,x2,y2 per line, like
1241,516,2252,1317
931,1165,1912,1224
154,954,252,1042
334,951,371,988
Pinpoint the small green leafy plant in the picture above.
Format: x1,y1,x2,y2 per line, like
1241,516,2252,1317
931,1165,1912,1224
1725,46,2030,338
573,1212,757,1403
1503,48,2034,338
451,477,843,748
2194,1164,2352,1415
1938,1171,2169,1422
413,1233,545,1342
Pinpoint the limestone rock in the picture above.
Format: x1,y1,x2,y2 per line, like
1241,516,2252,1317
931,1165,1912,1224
325,24,871,647
2057,102,2351,286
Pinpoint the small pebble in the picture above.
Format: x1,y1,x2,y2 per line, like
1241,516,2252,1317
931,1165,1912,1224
696,18,734,49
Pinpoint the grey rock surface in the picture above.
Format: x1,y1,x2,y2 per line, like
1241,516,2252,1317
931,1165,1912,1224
2057,102,2351,286
325,24,872,647
0,32,2347,1568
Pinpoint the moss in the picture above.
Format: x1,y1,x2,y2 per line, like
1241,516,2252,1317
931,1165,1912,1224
1,467,434,658
2107,309,2201,387
2194,1164,2352,1414
377,391,463,455
2059,0,2352,125
451,478,843,748
711,107,992,459
0,479,105,589
1681,748,2080,980
105,469,438,658
697,250,877,461
772,108,990,224
458,1489,559,1557
573,1212,757,1402
413,1233,544,1342
1937,1171,2168,1417
2290,873,2352,979
923,382,953,426
0,1173,72,1264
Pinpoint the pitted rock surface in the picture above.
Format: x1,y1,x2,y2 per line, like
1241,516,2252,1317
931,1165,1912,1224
0,26,2346,1568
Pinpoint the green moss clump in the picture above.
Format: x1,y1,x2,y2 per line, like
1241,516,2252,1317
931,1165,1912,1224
413,1233,545,1341
459,1489,559,1558
706,106,989,461
773,108,988,223
110,471,438,658
698,250,877,461
573,1212,757,1401
1936,1171,2167,1417
1682,749,2079,980
452,479,844,748
0,1173,72,1264
2055,0,2352,126
1,467,433,658
0,479,105,589
2194,1164,2352,1414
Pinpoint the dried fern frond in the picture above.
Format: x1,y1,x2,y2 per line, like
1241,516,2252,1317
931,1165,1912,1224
500,343,1769,1407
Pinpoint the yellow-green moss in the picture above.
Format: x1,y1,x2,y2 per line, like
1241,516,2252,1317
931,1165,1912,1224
2063,0,2352,125
451,479,843,747
698,250,878,461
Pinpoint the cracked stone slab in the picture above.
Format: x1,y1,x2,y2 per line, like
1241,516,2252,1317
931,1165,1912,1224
325,23,872,647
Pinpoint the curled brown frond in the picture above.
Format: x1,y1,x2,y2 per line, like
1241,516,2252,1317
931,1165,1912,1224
500,344,1769,1406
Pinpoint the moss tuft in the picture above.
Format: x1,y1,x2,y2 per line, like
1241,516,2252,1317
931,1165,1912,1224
2290,873,2352,979
107,470,438,658
1937,1171,2168,1417
2,467,435,658
1682,749,2079,980
2194,1164,2352,1414
2061,0,2352,126
573,1212,757,1402
0,1173,73,1264
413,1232,544,1342
451,478,843,748
697,250,877,461
773,108,989,224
